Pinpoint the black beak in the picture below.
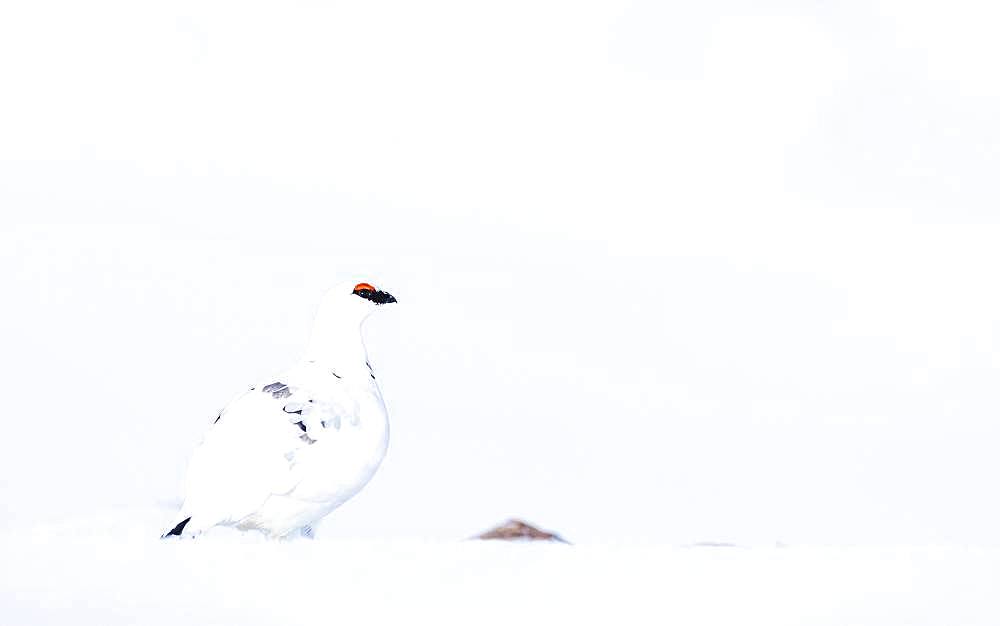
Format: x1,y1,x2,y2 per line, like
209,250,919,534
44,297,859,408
371,290,397,305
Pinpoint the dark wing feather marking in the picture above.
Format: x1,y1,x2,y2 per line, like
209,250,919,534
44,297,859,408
262,382,291,399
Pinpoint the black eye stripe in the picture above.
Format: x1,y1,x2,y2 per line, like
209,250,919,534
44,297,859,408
353,287,397,304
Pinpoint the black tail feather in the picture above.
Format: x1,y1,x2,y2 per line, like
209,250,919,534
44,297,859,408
162,516,192,538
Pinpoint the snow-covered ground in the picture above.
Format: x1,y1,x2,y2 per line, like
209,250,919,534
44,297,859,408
2,508,998,626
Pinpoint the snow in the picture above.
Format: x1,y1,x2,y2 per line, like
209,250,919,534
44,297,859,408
2,508,999,625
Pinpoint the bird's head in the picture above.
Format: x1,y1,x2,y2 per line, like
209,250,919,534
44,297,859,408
318,280,398,326
348,281,398,307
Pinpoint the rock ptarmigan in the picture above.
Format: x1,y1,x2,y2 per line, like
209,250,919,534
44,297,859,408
163,281,397,539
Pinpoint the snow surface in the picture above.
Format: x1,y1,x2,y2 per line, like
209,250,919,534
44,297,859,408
2,508,998,626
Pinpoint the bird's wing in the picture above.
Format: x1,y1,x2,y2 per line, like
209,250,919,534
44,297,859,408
177,368,358,531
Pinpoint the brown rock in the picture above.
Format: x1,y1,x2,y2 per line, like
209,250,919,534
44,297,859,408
473,519,569,543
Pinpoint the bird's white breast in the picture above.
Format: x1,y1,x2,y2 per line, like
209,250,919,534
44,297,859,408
281,366,390,501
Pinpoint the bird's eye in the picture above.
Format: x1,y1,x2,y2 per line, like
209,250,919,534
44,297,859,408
353,282,377,295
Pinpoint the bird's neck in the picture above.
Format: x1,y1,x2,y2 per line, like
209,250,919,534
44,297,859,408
303,318,371,378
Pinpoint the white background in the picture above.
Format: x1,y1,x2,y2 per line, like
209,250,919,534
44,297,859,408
1,0,998,546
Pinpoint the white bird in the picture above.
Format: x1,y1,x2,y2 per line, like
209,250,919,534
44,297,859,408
163,280,397,539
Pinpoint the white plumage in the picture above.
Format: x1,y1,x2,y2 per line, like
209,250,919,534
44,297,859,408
164,280,397,539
